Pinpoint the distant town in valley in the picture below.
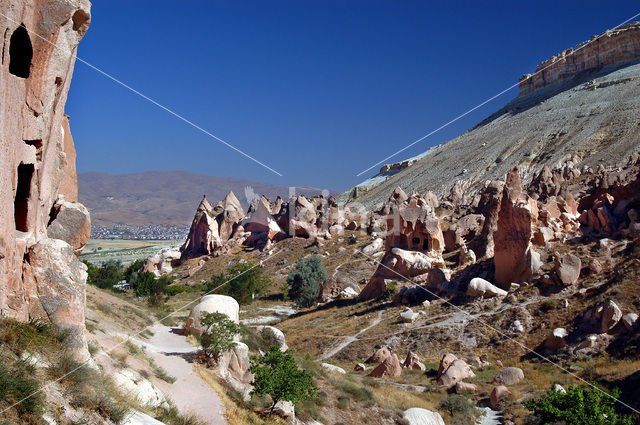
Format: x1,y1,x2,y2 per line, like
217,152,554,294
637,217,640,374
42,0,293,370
90,224,189,240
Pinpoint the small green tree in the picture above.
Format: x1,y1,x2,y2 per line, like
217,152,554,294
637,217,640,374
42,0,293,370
200,312,243,360
439,394,475,421
524,384,633,425
123,259,145,283
83,260,123,289
286,256,327,308
133,272,171,297
250,346,317,415
209,262,270,305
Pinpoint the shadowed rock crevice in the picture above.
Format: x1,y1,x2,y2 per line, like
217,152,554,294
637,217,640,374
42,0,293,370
8,24,32,78
14,163,34,232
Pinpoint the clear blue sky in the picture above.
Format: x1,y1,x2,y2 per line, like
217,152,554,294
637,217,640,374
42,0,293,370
66,0,639,191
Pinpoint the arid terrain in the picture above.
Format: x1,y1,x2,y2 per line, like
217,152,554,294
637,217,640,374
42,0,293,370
1,2,640,425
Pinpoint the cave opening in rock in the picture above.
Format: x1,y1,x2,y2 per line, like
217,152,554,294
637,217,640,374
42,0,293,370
9,24,32,78
14,163,34,232
422,238,429,251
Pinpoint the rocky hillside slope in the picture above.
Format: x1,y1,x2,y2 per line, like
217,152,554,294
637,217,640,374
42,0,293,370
79,170,332,226
340,23,640,209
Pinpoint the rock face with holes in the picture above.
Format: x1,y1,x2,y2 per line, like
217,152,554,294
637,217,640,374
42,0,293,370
0,0,92,359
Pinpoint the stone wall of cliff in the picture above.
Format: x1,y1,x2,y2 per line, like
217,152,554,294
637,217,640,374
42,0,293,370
519,22,640,95
0,0,91,358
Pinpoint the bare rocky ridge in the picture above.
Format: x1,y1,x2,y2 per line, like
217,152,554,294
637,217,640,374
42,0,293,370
0,0,92,358
339,23,640,210
519,22,640,95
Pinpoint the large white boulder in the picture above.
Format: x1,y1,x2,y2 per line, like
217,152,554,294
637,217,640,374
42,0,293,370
112,369,168,408
254,326,288,351
362,237,384,254
494,367,524,386
466,277,508,298
185,294,240,336
401,408,445,425
437,359,475,389
321,363,346,374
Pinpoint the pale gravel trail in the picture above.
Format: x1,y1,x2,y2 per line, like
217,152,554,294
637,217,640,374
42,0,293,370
124,324,227,425
318,311,383,361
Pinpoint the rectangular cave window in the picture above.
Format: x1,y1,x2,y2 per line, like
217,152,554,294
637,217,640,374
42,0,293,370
14,163,34,232
423,238,430,251
24,139,42,162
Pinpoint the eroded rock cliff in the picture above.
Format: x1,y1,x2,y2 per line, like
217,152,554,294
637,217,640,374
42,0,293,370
519,22,640,95
0,0,91,358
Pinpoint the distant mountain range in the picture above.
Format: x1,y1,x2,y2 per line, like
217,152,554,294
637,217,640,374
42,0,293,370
79,171,332,227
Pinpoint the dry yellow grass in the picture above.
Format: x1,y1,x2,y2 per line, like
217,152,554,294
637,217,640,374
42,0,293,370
195,364,284,425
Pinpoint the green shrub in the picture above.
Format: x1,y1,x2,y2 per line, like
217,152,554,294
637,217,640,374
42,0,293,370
250,346,317,415
439,394,474,418
383,280,399,299
209,261,270,305
541,299,558,312
84,260,123,289
524,384,633,425
200,312,243,360
286,256,327,308
164,285,186,297
123,259,145,283
133,272,171,297
0,363,43,415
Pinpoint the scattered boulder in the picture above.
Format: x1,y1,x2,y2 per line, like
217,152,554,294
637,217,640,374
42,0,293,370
400,308,420,323
362,238,384,254
438,359,475,389
622,313,639,331
366,347,391,364
458,245,476,267
369,354,402,378
321,363,346,374
354,363,367,372
254,326,288,352
437,353,458,376
600,300,623,333
545,328,568,350
553,384,567,394
318,276,361,303
185,295,240,336
493,367,524,386
588,258,603,275
554,252,581,286
401,408,445,425
490,385,511,409
455,382,478,394
403,351,426,371
112,369,168,408
466,277,508,298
